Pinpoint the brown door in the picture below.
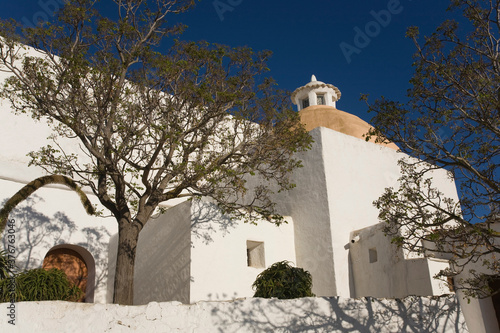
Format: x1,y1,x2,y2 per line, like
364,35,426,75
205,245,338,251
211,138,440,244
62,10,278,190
43,248,88,302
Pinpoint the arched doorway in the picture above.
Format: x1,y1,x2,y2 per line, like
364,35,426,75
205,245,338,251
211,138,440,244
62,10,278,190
42,245,95,302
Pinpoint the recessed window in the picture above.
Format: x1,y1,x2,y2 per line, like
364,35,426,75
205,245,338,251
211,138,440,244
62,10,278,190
447,277,455,292
369,248,378,263
301,98,310,109
317,94,325,105
247,241,265,268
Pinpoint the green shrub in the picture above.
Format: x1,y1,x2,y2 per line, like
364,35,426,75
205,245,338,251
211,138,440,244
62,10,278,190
0,250,15,280
0,268,82,302
252,261,315,299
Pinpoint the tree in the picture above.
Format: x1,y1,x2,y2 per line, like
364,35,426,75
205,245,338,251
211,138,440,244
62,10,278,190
0,0,311,304
0,175,95,232
365,0,500,298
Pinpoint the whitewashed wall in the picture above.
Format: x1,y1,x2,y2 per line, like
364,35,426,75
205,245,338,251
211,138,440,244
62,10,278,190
0,178,115,303
349,223,450,298
129,198,296,304
277,126,460,299
453,223,500,333
0,57,117,303
189,199,296,303
320,127,460,298
133,200,193,304
321,127,403,297
0,295,468,332
274,128,338,297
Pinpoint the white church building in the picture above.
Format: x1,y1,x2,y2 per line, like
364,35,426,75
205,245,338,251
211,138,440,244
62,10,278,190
0,68,461,306
6,67,500,331
129,76,460,304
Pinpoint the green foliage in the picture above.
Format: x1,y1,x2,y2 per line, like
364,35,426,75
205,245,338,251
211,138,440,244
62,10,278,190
0,268,82,302
252,261,315,299
0,0,312,304
366,0,500,298
0,250,15,280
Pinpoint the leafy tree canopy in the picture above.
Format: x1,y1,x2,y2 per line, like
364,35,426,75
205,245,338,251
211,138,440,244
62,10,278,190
365,0,500,298
0,0,311,304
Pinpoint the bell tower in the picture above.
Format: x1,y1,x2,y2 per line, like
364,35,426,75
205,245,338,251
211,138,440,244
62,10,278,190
291,75,341,111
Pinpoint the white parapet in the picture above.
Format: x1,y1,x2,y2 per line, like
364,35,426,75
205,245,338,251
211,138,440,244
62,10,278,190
0,295,468,332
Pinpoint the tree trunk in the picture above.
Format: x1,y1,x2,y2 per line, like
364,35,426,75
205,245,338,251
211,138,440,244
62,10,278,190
113,219,142,305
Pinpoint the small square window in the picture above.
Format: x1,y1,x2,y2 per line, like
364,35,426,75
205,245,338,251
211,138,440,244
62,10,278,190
247,241,265,268
302,98,310,109
369,248,378,263
317,94,325,105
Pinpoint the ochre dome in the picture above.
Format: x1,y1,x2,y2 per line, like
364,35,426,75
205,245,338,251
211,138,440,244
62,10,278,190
299,105,398,150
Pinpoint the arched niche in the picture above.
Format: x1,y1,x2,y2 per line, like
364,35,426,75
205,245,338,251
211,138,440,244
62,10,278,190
42,244,96,302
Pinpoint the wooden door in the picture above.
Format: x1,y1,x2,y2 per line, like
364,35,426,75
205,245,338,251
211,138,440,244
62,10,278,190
43,248,88,302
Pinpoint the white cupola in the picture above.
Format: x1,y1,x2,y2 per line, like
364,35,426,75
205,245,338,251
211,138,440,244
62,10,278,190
291,75,342,111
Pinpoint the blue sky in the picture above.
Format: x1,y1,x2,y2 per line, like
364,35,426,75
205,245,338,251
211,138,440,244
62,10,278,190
0,0,455,123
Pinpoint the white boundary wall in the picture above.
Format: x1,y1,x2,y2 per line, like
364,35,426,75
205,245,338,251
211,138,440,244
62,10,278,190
1,295,468,332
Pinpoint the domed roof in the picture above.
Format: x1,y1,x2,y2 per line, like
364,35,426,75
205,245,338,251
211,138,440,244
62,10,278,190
299,105,398,150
